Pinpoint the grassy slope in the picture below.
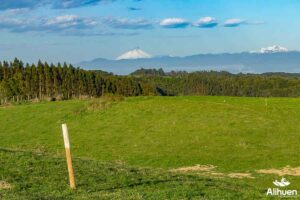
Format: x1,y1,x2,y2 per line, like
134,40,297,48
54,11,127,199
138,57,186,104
0,149,262,200
1,96,300,198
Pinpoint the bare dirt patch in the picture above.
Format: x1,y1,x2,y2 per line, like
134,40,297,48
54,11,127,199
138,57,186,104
0,181,12,190
228,173,254,179
170,165,216,173
257,166,300,176
205,172,226,177
171,165,255,179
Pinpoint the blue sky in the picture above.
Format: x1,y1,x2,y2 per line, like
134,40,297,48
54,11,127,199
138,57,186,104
0,0,299,63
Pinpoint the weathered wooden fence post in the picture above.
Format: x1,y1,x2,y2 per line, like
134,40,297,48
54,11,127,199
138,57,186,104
62,124,76,189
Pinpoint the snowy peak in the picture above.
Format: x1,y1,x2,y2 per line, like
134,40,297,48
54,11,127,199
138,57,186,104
260,45,289,54
116,48,152,60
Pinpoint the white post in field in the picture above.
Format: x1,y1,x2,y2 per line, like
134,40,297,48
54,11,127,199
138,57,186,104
62,124,76,189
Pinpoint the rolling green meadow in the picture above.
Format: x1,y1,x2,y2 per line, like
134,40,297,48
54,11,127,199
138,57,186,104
1,96,300,199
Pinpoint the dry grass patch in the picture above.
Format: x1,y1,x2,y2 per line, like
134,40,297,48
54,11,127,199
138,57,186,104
205,172,226,177
228,173,254,179
171,165,254,179
86,95,125,111
0,181,12,190
257,166,300,176
170,165,216,173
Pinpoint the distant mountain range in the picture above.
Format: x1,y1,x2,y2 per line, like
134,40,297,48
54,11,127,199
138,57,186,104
77,51,300,75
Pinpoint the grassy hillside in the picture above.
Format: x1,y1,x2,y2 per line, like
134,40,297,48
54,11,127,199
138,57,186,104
1,96,300,198
1,149,263,199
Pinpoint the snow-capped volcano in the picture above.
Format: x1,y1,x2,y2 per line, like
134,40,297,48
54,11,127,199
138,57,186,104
260,45,289,53
116,48,152,60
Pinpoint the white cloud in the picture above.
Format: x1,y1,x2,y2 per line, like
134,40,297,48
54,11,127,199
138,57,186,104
0,8,30,16
0,14,97,33
260,45,289,53
159,18,190,28
104,17,152,29
224,19,265,27
45,15,97,30
224,19,245,27
193,17,218,28
0,0,112,10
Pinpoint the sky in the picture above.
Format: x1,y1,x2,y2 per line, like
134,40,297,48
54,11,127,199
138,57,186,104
0,0,299,63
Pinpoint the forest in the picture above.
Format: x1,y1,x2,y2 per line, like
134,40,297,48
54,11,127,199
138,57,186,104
1,58,300,104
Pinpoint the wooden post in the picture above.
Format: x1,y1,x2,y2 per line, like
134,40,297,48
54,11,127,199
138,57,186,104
62,124,76,189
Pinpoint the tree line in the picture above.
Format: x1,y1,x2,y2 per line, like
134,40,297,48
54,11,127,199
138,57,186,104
1,59,300,104
0,58,154,104
132,68,300,97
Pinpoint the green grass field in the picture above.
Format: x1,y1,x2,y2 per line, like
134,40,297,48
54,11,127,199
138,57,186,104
1,96,300,199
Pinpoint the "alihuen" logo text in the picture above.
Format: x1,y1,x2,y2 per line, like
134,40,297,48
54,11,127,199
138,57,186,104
266,178,298,197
